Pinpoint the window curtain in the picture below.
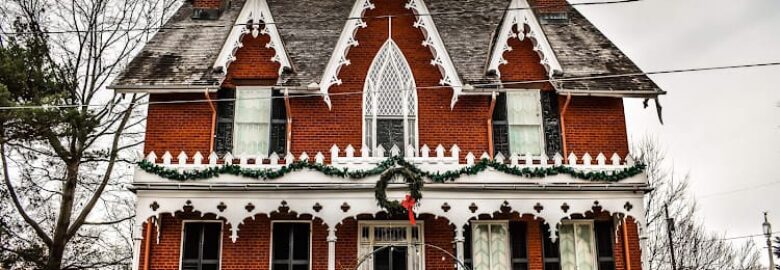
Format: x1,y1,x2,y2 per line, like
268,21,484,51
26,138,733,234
559,222,596,270
473,224,509,270
506,91,543,156
234,89,271,156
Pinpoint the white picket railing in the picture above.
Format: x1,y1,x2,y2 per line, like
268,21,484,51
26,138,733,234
143,144,636,170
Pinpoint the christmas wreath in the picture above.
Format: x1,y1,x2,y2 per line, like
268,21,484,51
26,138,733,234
374,167,423,217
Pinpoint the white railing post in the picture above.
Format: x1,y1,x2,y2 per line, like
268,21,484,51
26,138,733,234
315,152,325,164
582,153,592,166
208,152,219,165
567,152,578,165
330,145,340,161
224,152,234,165
420,144,430,158
553,153,563,166
611,153,622,166
193,152,203,165
450,144,460,160
177,151,187,165
146,151,157,164
596,153,606,166
466,152,475,165
345,145,355,158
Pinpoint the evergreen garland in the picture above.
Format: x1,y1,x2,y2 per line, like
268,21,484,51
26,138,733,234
138,157,645,183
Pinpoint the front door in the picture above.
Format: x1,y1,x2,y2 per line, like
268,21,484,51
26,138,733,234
358,222,423,270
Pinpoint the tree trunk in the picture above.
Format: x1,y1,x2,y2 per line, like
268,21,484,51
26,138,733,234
45,161,80,270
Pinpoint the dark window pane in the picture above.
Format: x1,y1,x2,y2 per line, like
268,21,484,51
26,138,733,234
201,264,218,270
510,222,528,259
202,223,221,260
292,224,310,260
493,93,507,121
376,119,404,155
595,221,614,257
374,247,390,270
273,264,288,270
293,264,309,270
269,90,287,155
599,262,615,270
542,224,559,259
463,225,472,262
493,93,509,156
391,246,407,270
512,263,529,270
215,89,235,154
182,223,202,260
544,263,561,270
273,224,291,260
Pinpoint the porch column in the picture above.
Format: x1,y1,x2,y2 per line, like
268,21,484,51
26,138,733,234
328,228,338,270
132,237,142,270
454,226,465,270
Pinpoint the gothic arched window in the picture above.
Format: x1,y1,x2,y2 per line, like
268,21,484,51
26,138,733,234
363,39,418,154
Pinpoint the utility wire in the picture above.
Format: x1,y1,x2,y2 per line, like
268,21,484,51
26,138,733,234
1,60,779,110
0,0,641,35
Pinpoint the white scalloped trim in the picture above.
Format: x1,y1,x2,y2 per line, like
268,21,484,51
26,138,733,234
405,0,464,109
213,0,292,76
319,0,375,109
487,0,563,78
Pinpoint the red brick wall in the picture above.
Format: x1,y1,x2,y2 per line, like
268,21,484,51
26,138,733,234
288,0,491,159
139,213,642,270
143,0,629,159
144,93,215,156
222,33,280,88
140,212,328,270
559,96,630,158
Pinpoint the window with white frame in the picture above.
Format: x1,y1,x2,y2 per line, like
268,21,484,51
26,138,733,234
468,221,529,270
234,87,271,155
363,39,418,155
181,222,222,270
358,222,424,270
271,222,310,270
558,221,597,270
507,90,544,156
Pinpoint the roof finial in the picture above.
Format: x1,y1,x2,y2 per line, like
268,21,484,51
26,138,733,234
388,16,392,40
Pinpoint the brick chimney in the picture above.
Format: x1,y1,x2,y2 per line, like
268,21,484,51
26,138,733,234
189,0,231,20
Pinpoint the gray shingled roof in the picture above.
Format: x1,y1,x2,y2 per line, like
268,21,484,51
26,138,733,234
266,0,353,86
111,0,245,89
112,0,662,96
542,7,661,95
425,0,508,85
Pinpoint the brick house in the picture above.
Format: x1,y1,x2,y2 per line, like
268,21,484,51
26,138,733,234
111,0,664,269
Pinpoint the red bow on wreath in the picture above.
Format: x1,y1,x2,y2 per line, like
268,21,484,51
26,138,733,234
401,194,416,225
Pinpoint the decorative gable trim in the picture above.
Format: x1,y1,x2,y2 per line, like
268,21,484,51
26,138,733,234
213,0,292,76
405,0,464,109
319,0,376,109
487,0,563,78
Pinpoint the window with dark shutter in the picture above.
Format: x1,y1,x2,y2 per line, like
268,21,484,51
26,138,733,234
272,223,310,270
492,93,509,156
214,89,235,154
594,221,615,270
510,222,529,270
540,91,563,156
215,87,287,156
181,222,222,270
541,223,561,270
269,90,288,155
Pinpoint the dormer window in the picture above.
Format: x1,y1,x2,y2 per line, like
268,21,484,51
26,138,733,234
214,86,287,156
363,39,418,154
493,90,545,156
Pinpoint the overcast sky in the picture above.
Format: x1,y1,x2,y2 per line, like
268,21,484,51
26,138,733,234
572,0,780,260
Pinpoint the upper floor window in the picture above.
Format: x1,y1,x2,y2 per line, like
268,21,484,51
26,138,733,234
493,90,545,156
181,222,222,270
363,39,418,154
215,87,287,156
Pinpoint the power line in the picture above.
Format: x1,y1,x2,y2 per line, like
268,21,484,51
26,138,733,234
698,179,780,200
1,60,779,110
0,0,641,35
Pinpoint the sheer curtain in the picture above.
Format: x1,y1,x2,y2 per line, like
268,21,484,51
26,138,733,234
559,222,596,270
234,88,271,156
472,224,509,270
506,91,543,156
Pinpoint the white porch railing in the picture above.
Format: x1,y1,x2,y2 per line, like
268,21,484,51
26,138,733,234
143,143,635,169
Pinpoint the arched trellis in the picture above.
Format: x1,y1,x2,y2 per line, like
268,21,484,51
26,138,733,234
134,190,645,244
